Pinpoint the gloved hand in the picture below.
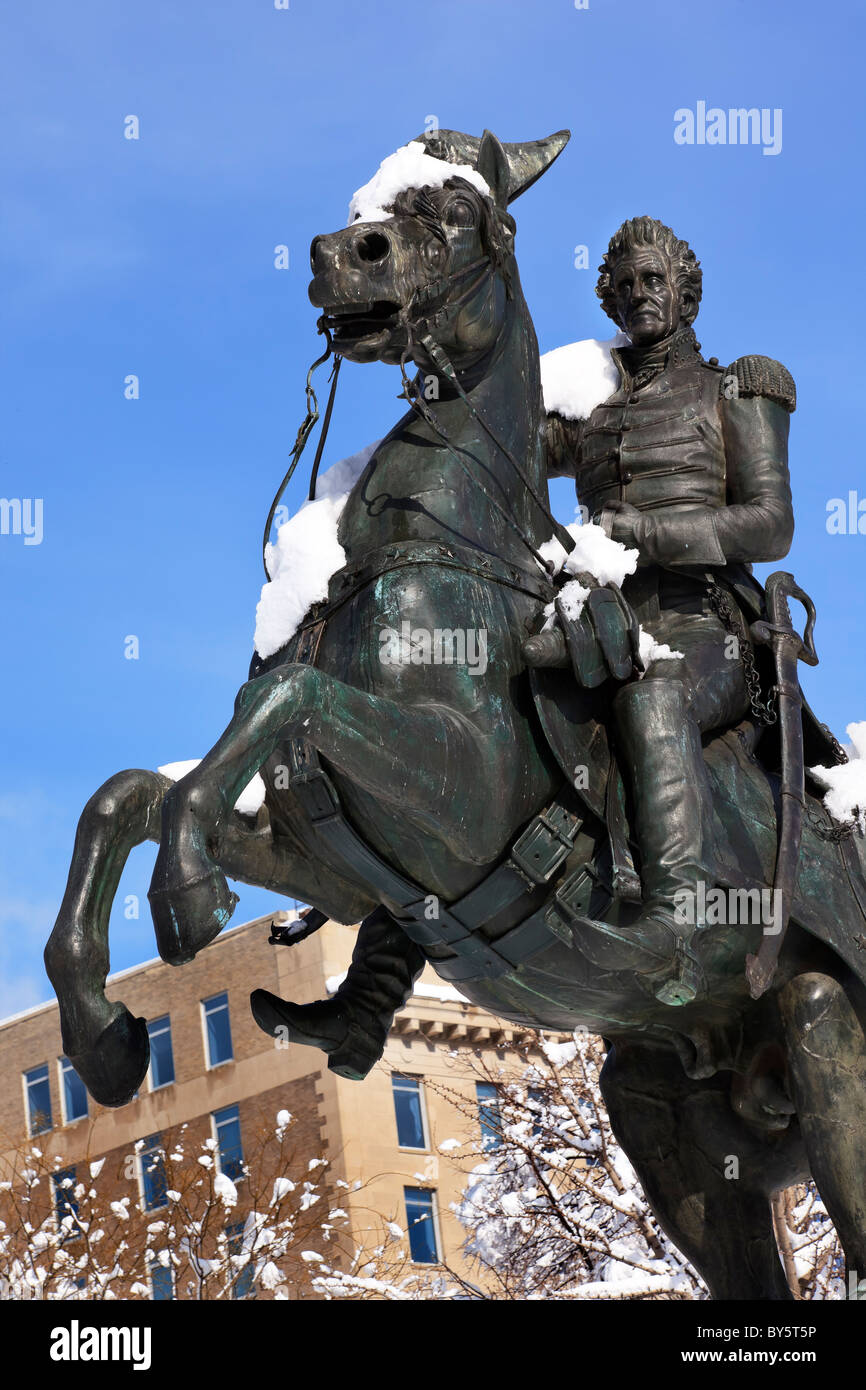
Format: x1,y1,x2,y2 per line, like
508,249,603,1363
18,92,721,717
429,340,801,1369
523,575,645,688
596,500,648,549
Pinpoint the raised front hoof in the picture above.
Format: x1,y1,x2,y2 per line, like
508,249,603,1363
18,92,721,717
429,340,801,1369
148,870,238,965
68,1009,150,1108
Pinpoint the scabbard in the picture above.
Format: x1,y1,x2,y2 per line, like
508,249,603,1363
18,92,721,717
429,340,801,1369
745,640,805,998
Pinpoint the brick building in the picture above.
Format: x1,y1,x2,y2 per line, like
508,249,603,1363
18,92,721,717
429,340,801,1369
0,911,545,1298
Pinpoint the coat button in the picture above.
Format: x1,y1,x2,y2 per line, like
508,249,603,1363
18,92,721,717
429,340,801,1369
628,393,640,404
621,470,633,484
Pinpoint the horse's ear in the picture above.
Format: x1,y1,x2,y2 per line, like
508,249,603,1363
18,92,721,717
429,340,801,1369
476,130,510,209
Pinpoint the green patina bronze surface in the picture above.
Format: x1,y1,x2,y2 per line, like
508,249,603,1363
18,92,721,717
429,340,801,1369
46,129,866,1300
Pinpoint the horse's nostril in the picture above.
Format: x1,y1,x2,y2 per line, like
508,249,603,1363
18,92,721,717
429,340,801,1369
356,230,390,264
310,236,323,272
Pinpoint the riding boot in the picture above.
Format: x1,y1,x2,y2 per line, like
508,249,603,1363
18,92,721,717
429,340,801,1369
250,907,426,1080
611,678,713,1006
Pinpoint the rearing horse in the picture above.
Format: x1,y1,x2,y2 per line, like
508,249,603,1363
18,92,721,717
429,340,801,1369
47,128,866,1299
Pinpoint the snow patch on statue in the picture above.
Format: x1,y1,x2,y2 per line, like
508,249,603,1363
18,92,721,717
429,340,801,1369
348,141,491,225
540,333,629,422
158,759,266,818
538,521,683,666
253,440,380,660
809,721,866,832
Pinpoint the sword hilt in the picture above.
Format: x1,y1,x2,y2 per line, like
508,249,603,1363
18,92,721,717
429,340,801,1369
750,571,819,667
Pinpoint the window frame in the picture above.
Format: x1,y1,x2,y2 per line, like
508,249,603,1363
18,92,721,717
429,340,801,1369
52,1166,80,1242
226,1220,255,1299
403,1185,442,1266
390,1073,430,1152
149,1252,174,1301
58,1056,89,1125
212,1103,245,1182
23,1062,53,1137
138,1133,168,1213
201,992,234,1069
146,1014,176,1091
475,1081,502,1152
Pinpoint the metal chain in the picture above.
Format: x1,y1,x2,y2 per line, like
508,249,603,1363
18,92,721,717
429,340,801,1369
705,578,777,726
805,799,855,842
820,723,849,766
707,583,854,840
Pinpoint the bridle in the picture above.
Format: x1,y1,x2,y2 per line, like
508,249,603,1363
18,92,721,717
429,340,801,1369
262,224,576,578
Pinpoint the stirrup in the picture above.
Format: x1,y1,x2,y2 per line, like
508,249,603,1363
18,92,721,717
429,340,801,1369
642,918,705,1007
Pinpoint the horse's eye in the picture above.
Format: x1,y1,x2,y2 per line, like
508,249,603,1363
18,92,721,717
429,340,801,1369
444,198,476,228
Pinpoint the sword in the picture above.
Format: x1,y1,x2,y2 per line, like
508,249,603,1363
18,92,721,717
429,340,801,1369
745,572,818,999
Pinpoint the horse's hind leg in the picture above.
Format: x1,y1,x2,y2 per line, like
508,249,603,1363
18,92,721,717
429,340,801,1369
45,769,171,1107
600,1040,799,1299
779,970,866,1295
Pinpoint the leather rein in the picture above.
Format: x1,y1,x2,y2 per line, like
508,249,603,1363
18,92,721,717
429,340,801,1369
262,245,576,581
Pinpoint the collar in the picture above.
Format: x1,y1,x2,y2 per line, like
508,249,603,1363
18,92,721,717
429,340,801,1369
612,324,702,390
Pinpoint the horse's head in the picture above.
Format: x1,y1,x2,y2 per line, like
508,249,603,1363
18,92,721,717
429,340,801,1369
308,128,569,366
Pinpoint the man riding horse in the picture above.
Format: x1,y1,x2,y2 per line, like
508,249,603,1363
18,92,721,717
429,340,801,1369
253,211,798,1068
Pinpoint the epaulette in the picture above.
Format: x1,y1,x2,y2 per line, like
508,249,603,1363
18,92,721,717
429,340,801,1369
720,355,796,412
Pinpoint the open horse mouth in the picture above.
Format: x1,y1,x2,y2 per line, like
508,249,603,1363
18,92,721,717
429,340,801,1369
321,299,403,347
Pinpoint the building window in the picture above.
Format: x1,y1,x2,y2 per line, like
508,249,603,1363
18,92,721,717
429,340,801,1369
150,1254,174,1301
147,1015,175,1089
227,1221,255,1299
526,1085,546,1138
59,1057,88,1124
404,1187,440,1265
52,1167,79,1238
391,1075,428,1150
213,1104,244,1181
203,992,233,1068
139,1134,168,1211
476,1082,501,1151
24,1063,52,1136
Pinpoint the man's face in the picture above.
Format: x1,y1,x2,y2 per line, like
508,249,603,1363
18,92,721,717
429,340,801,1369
611,247,682,346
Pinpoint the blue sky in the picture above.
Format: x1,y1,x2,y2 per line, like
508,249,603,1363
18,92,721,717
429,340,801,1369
2,0,864,1014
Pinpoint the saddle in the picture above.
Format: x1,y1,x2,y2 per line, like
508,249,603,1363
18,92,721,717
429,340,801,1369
529,658,866,986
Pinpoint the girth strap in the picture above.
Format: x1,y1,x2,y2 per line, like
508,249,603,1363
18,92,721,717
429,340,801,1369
287,736,582,982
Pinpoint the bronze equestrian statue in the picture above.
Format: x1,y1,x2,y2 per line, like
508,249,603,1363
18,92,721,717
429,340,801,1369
46,128,866,1300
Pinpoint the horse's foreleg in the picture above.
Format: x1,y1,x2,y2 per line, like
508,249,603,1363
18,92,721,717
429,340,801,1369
600,1041,799,1299
779,971,866,1293
187,665,485,831
48,763,375,1108
149,664,489,953
45,769,171,1107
